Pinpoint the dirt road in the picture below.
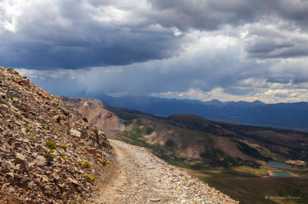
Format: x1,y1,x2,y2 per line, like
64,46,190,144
92,140,238,204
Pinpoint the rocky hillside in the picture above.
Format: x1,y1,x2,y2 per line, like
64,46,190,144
0,68,112,203
63,98,123,137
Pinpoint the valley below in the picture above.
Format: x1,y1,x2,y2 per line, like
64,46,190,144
106,107,308,204
118,129,308,204
202,172,308,204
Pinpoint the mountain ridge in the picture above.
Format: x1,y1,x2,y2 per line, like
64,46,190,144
107,105,308,168
96,94,308,131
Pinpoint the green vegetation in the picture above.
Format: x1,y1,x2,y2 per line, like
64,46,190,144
45,139,57,150
79,160,92,169
200,148,243,168
203,173,308,204
122,126,147,147
232,166,270,177
83,173,96,183
144,126,154,135
237,141,269,160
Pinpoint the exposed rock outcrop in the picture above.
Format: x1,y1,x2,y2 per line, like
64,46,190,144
63,98,123,137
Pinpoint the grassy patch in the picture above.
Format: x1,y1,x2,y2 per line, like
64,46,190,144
79,160,92,169
45,139,57,150
203,173,308,204
83,173,96,183
123,126,148,147
233,166,270,177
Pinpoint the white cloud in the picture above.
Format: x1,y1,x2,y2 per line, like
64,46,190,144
158,82,308,104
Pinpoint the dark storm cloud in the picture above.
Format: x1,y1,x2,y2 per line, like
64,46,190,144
149,0,308,30
246,37,308,59
244,23,308,59
20,35,267,97
0,28,178,69
149,0,268,30
0,0,181,69
1,0,308,69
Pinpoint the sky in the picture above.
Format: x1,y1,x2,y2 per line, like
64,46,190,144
1,0,308,103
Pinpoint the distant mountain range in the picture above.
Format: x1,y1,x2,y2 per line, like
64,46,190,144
109,105,308,167
96,95,308,131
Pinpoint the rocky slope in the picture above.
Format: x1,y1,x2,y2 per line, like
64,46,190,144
63,98,123,137
0,68,112,203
